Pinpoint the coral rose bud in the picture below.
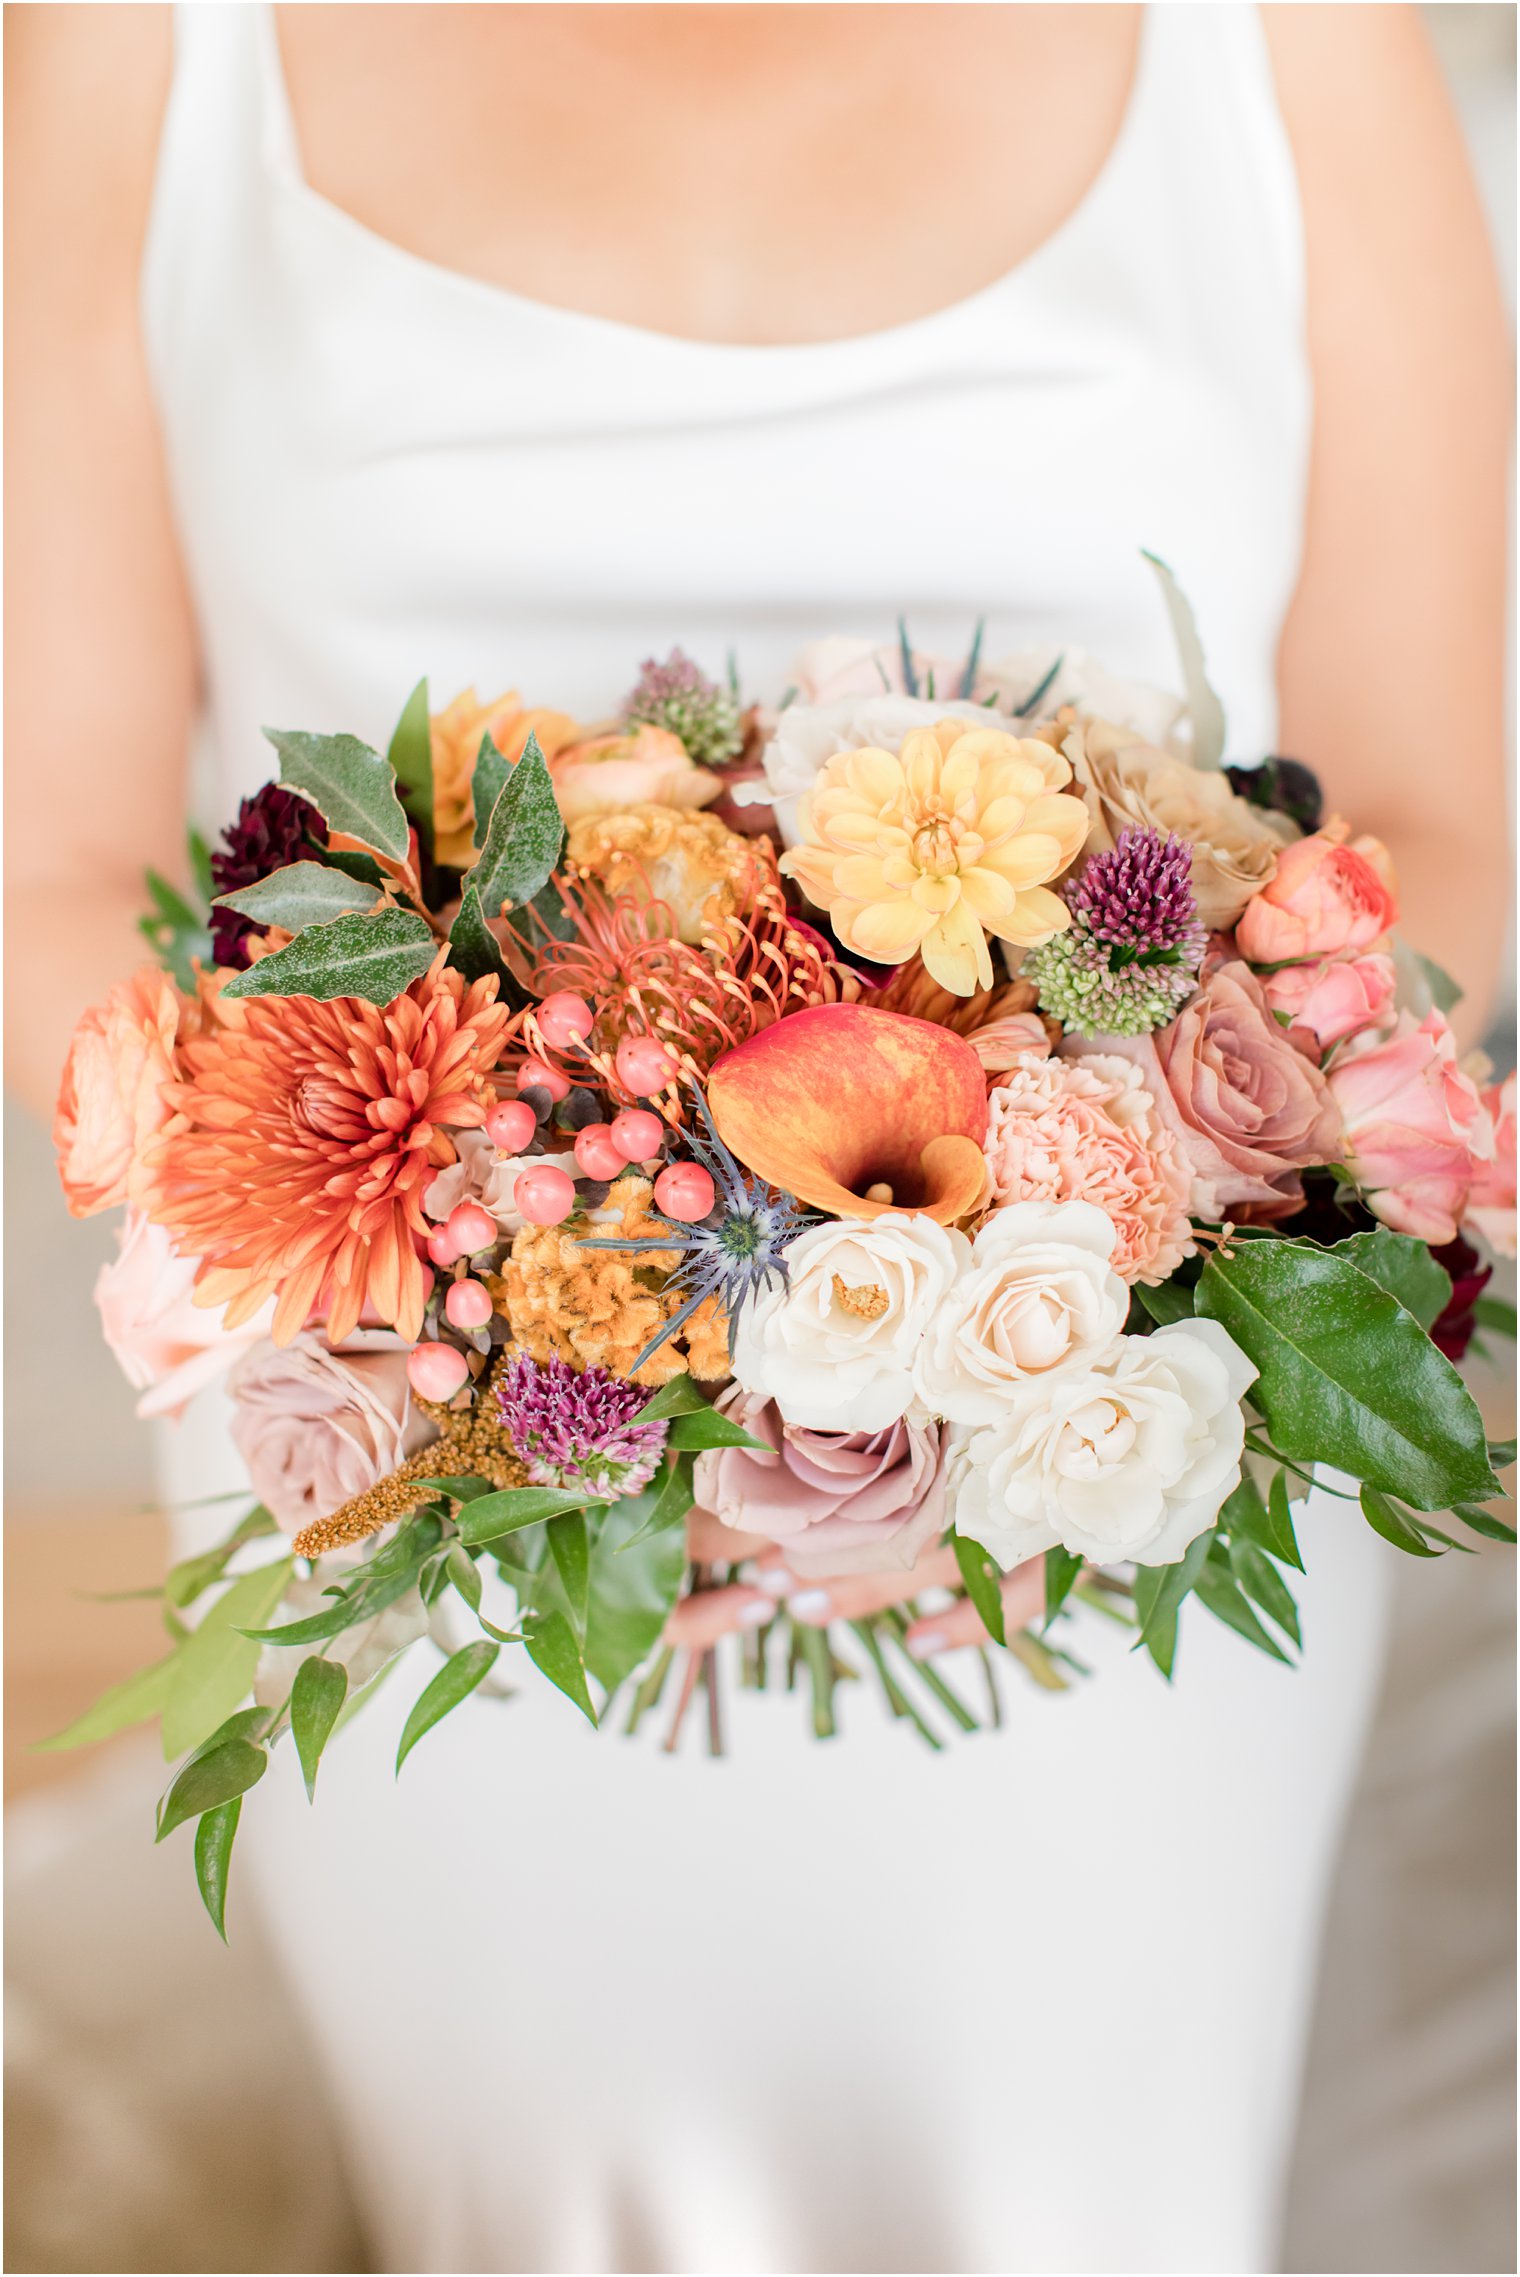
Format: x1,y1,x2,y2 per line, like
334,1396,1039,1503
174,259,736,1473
445,1201,498,1256
610,1108,665,1162
518,1057,571,1104
407,1343,470,1401
515,1164,577,1225
616,1034,678,1097
485,1100,539,1153
537,992,595,1050
655,1162,716,1221
444,1278,494,1331
574,1123,629,1180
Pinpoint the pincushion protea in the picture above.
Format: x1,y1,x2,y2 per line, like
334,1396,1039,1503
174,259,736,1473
143,953,509,1345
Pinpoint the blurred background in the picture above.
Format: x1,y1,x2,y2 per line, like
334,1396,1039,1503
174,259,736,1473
5,5,1515,2272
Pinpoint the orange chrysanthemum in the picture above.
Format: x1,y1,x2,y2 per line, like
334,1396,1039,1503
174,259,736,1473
143,954,510,1345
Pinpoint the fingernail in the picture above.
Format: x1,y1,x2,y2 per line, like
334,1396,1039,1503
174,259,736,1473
906,1628,945,1660
736,1599,772,1631
787,1589,832,1621
752,1566,792,1598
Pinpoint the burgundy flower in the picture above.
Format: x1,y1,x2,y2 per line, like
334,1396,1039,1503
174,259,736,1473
1429,1234,1493,1363
208,785,322,968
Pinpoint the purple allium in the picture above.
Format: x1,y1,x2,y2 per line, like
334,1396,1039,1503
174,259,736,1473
209,785,323,968
1067,828,1206,962
623,647,744,767
496,1353,668,1501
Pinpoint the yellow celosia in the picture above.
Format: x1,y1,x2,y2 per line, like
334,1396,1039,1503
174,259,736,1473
779,721,1090,995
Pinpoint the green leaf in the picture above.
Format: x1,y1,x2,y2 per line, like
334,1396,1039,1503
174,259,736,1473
1133,1279,1195,1327
1142,549,1226,768
618,1452,694,1550
1473,1294,1518,1339
212,861,382,932
265,727,410,862
1452,1500,1518,1544
157,1737,267,1842
387,678,434,856
165,1504,281,1610
36,1652,179,1752
446,1543,483,1610
547,1511,591,1631
1130,1529,1214,1680
396,1641,500,1772
522,1609,597,1725
456,1485,601,1546
1041,1545,1084,1631
187,823,214,902
239,1556,422,1646
1194,1554,1293,1662
1227,1538,1302,1647
584,1489,687,1695
950,1532,1006,1646
462,730,564,919
636,1376,712,1423
1197,1243,1499,1511
290,1656,348,1801
194,1799,242,1941
447,882,515,989
221,908,437,1004
1221,1471,1303,1572
470,733,511,856
1360,1484,1444,1557
161,1559,294,1760
414,1474,496,1502
666,1409,770,1453
1489,1438,1516,1470
1415,950,1464,1017
1330,1228,1451,1332
138,867,213,991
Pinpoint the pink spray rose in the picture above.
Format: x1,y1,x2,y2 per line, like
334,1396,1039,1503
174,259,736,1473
1072,962,1342,1221
694,1383,949,1580
1262,951,1397,1060
54,965,187,1218
1328,1010,1486,1245
227,1332,438,1536
95,1209,275,1421
1462,1071,1516,1260
1235,820,1398,966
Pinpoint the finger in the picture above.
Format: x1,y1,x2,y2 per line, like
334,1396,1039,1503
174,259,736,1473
663,1584,774,1649
785,1544,963,1626
904,1559,1048,1657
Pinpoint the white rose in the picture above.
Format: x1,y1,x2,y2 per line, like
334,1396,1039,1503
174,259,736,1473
913,1200,1128,1426
732,1213,969,1432
424,1130,580,1238
949,1318,1258,1570
738,693,993,847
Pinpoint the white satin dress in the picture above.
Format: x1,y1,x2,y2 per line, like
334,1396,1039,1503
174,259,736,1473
145,8,1394,2270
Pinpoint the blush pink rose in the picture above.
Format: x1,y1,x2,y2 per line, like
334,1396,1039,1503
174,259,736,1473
1462,1071,1516,1260
95,1209,276,1421
55,966,187,1218
1262,951,1397,1060
547,725,721,825
1328,1010,1486,1245
1073,962,1343,1221
694,1384,949,1580
1235,821,1398,966
227,1332,438,1536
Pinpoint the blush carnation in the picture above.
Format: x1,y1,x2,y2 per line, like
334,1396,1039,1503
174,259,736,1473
984,1054,1194,1285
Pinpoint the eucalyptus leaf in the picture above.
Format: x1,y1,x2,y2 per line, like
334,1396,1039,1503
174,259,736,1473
290,1656,348,1801
194,1799,242,1942
222,908,437,1004
387,678,434,855
463,730,564,919
36,1652,179,1753
265,727,410,862
396,1641,500,1772
523,1609,598,1726
157,1737,267,1842
213,861,382,932
951,1532,1006,1646
1141,550,1226,768
1329,1229,1451,1333
161,1559,293,1761
1196,1243,1499,1511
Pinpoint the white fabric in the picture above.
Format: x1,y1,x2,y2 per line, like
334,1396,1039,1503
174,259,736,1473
143,7,1390,2270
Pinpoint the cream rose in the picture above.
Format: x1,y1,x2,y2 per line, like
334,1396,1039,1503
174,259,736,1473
424,1130,581,1238
731,1212,968,1432
913,1200,1129,1426
949,1318,1257,1569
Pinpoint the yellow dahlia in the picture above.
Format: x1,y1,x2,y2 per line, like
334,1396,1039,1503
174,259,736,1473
431,689,581,867
143,955,510,1346
779,721,1090,996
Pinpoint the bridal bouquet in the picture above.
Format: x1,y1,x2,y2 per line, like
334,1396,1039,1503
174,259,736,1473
51,568,1515,1934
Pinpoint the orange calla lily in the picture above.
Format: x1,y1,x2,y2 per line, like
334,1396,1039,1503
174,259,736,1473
707,1004,989,1222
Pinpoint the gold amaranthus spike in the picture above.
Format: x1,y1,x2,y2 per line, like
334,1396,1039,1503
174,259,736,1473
291,1353,529,1561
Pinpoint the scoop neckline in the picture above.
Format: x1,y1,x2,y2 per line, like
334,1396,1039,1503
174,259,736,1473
258,3,1157,362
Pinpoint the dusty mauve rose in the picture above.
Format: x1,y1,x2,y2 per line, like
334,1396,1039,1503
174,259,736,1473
1061,718,1292,929
1262,952,1397,1061
227,1332,438,1536
695,1384,950,1579
1074,962,1342,1220
1235,820,1398,965
1329,1010,1486,1245
55,965,188,1218
1464,1071,1516,1260
547,724,721,825
95,1209,275,1421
